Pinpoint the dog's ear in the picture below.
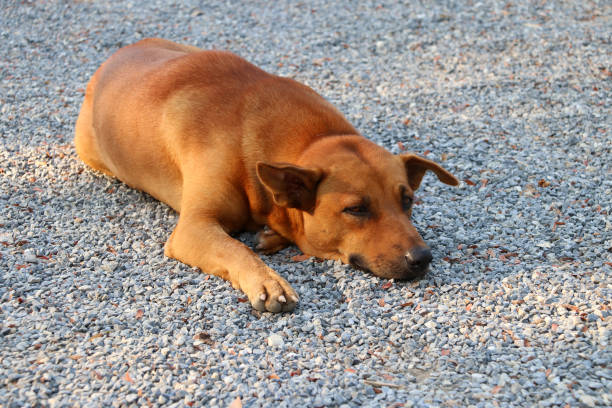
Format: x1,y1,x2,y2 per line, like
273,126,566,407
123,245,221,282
400,154,459,190
256,162,323,211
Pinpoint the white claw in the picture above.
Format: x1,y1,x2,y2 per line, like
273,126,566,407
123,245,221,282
260,293,267,301
290,295,299,303
278,295,287,303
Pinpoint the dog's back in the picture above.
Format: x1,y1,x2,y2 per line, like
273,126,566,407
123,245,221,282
75,38,355,211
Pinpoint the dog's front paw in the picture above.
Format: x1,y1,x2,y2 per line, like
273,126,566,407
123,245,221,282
245,272,298,313
255,227,291,254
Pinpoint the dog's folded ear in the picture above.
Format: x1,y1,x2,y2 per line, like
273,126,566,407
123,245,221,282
256,162,323,212
400,154,459,190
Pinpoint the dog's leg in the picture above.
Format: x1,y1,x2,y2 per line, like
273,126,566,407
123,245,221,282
255,226,291,254
164,213,298,313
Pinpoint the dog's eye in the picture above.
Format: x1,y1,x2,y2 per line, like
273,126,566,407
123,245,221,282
343,205,369,217
402,194,413,212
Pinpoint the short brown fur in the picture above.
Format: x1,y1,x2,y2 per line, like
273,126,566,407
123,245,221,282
75,39,459,312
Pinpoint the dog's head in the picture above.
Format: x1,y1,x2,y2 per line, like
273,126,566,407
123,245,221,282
256,136,458,279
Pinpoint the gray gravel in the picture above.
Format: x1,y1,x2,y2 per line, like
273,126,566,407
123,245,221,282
1,0,611,407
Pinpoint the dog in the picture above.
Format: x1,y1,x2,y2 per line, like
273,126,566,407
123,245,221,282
75,38,459,312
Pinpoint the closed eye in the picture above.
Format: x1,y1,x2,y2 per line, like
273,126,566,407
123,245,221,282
343,204,370,217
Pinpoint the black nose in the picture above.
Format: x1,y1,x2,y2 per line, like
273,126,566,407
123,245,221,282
405,247,432,275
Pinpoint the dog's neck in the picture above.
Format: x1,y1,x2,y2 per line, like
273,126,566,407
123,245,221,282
265,205,304,243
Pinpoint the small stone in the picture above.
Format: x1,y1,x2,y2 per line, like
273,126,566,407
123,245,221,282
586,381,602,389
125,394,138,403
267,334,284,347
28,276,41,284
471,373,485,383
23,249,37,263
510,382,521,394
324,333,337,343
101,262,118,273
498,373,511,387
577,392,597,407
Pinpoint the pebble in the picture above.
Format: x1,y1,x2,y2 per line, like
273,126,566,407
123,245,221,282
125,394,138,403
0,0,609,407
23,249,38,263
577,392,597,408
424,321,437,330
471,373,486,383
267,334,284,347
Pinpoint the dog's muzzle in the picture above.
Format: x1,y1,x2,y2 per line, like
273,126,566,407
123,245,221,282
349,246,432,280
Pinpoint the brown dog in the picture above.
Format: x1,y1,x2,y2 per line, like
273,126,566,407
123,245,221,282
75,38,458,312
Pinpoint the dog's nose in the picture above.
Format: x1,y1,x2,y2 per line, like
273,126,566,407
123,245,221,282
405,247,432,275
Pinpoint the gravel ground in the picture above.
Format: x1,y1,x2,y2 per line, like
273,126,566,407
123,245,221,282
1,0,610,407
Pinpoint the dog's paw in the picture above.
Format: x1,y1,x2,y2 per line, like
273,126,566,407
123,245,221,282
255,227,291,254
246,272,298,313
